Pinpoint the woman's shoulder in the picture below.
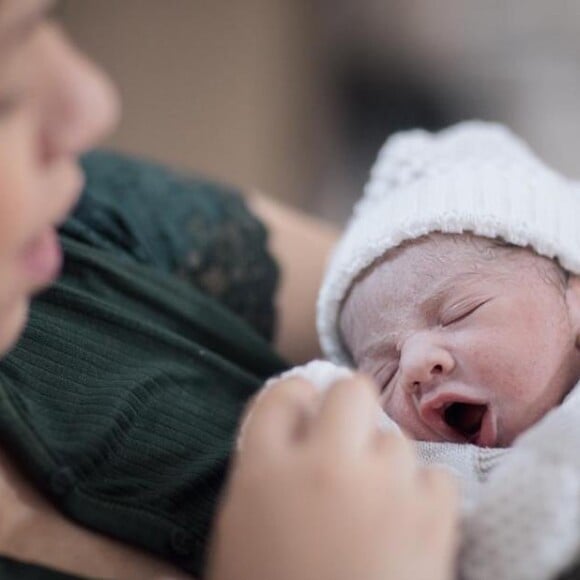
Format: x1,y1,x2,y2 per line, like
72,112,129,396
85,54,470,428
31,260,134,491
63,150,280,341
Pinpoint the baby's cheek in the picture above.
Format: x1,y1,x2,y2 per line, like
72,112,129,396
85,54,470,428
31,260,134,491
398,426,414,438
381,392,414,432
461,329,521,388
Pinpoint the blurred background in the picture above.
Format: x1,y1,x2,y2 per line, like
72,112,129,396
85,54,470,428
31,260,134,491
59,1,580,223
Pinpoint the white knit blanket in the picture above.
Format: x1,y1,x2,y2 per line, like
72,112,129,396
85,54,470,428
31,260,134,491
269,361,580,580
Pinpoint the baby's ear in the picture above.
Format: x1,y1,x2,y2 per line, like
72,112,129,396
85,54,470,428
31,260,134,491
565,275,580,347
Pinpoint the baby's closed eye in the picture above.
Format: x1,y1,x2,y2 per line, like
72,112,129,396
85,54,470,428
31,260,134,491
376,364,398,395
439,298,492,326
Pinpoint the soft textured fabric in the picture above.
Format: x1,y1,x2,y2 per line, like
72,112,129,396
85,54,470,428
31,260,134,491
0,151,287,578
281,360,580,580
241,360,401,443
317,121,580,364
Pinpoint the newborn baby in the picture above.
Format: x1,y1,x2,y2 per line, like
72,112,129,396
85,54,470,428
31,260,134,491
340,232,580,447
315,121,580,448
258,122,580,580
276,122,580,580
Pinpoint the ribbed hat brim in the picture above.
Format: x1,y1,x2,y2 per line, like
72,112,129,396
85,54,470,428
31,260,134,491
318,162,580,365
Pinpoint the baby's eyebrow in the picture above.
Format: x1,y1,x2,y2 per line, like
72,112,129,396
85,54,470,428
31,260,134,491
420,271,482,313
421,287,449,315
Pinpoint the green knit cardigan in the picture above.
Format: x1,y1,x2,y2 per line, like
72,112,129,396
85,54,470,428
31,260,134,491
0,151,287,578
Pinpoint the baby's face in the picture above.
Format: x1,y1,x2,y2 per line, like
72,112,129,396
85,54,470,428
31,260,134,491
340,234,580,447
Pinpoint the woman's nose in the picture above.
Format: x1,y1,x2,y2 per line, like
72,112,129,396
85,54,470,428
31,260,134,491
398,333,455,395
40,24,120,162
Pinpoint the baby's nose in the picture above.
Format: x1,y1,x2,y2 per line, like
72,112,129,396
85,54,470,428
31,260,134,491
399,334,455,395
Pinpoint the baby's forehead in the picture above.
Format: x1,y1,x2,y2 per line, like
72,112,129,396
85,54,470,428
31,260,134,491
339,233,568,363
360,234,503,291
369,233,546,280
344,233,550,318
391,233,505,263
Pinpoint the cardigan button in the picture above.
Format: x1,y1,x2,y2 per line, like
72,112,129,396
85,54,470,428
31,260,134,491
50,467,75,496
170,528,195,557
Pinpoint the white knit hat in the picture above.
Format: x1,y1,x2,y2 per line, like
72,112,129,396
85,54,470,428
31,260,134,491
317,120,580,365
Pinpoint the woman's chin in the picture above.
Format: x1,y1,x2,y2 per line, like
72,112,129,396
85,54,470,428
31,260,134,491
0,298,29,357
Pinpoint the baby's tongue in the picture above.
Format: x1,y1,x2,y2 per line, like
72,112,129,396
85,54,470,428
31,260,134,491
444,403,486,437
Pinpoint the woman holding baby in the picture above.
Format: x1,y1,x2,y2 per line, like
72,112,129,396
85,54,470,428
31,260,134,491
4,0,580,578
0,0,458,578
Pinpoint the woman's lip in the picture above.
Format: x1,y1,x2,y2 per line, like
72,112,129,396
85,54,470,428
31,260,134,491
20,228,63,288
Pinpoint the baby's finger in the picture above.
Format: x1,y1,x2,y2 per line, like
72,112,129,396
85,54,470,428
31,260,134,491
237,378,319,458
312,375,380,453
374,429,418,481
419,466,459,515
417,466,460,556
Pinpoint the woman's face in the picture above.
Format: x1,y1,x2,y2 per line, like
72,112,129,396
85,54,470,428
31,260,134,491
0,0,119,354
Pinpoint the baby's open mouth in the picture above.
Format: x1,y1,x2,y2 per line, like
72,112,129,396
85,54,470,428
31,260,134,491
443,402,487,442
419,392,498,446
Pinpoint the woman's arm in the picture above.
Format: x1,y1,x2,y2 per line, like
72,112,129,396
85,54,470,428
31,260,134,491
248,192,339,363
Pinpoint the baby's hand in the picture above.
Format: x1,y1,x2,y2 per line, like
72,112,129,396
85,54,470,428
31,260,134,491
237,360,401,448
207,375,459,580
